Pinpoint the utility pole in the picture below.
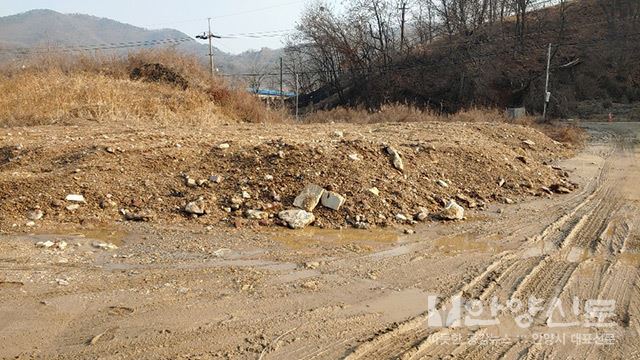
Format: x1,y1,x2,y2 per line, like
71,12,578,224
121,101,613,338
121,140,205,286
295,73,299,121
207,18,214,76
196,18,221,77
399,1,408,51
542,43,552,121
280,57,284,107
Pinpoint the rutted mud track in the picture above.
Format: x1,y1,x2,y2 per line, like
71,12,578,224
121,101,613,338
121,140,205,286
0,123,639,359
345,123,640,360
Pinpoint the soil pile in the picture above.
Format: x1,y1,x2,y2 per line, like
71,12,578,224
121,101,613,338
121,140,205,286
0,121,576,232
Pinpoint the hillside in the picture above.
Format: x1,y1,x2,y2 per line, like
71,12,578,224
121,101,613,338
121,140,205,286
0,9,283,75
291,0,640,120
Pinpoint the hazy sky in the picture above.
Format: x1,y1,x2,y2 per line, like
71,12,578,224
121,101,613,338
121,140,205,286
0,0,335,53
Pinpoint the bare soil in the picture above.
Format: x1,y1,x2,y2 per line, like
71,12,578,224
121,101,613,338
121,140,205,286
0,121,574,233
2,122,638,359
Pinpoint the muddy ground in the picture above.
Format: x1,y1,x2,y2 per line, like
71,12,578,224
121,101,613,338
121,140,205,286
1,122,639,359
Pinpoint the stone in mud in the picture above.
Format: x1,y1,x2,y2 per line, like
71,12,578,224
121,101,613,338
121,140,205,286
278,209,315,229
321,191,345,211
386,146,404,171
438,200,465,221
293,184,325,212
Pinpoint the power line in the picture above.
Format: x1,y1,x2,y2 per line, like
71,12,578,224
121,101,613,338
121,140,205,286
0,37,195,55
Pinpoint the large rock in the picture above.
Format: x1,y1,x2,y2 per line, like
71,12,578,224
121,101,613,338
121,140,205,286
185,199,206,216
321,191,345,211
386,146,404,171
278,210,315,229
293,184,325,212
438,200,465,221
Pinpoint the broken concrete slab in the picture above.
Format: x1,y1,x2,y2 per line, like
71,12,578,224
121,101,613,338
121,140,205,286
321,191,345,211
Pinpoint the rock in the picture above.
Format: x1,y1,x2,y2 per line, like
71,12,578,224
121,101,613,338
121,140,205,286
386,146,404,171
293,184,325,212
56,278,70,286
100,198,118,209
504,198,514,204
27,209,43,221
264,174,274,181
436,179,449,188
123,210,153,222
516,156,528,164
368,187,380,196
105,147,116,154
185,177,198,188
550,184,571,194
36,240,55,248
26,221,36,227
455,194,477,208
278,209,315,229
541,186,553,195
304,261,320,269
209,175,223,183
348,154,361,161
497,208,504,214
65,194,86,203
333,130,344,138
321,191,346,211
66,204,80,211
197,179,208,187
438,200,465,221
414,207,429,221
404,229,416,235
217,143,230,149
498,178,506,187
242,191,251,199
245,209,269,220
522,140,536,148
395,213,408,222
185,199,206,216
92,242,118,250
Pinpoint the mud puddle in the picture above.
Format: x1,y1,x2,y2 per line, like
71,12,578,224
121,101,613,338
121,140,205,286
268,227,400,250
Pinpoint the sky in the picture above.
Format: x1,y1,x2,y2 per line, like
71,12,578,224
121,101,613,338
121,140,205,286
0,0,334,54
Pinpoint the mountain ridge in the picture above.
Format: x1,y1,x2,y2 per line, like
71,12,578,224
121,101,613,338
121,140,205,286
0,9,283,75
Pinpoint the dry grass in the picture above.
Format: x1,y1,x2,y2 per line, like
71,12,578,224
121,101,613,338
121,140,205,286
303,104,587,146
0,49,288,127
535,123,587,146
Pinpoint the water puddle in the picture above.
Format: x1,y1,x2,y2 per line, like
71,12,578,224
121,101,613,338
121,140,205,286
29,227,127,247
268,227,399,249
434,232,502,255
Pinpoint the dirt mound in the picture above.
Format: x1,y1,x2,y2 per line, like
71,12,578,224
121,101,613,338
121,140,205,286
130,63,188,90
0,121,577,232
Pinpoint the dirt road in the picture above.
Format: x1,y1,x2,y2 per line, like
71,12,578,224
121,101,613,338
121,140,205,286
1,122,638,359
